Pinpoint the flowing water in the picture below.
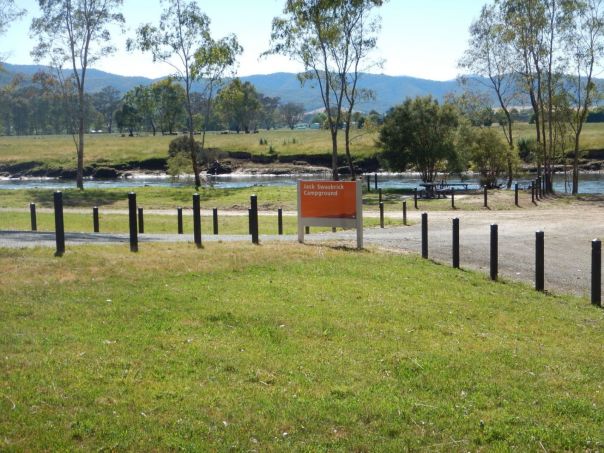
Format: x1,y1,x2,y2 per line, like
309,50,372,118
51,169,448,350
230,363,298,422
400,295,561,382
1,173,603,193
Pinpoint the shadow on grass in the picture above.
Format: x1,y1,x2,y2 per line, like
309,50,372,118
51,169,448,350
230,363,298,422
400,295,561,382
29,189,126,208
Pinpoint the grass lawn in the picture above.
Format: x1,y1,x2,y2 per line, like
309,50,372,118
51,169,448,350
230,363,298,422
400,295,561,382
0,123,602,169
1,243,603,450
0,185,575,214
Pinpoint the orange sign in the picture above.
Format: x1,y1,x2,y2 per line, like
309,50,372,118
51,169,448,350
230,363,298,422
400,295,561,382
299,181,358,218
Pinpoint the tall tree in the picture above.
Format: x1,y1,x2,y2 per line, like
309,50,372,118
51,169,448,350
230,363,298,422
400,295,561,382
280,102,305,129
130,0,239,189
459,2,518,188
216,79,261,133
151,78,186,135
561,0,604,194
31,0,124,189
266,0,384,180
378,96,460,183
92,86,121,133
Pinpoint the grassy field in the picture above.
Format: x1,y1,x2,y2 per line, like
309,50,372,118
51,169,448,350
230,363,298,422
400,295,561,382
0,184,574,214
1,123,603,168
1,243,603,450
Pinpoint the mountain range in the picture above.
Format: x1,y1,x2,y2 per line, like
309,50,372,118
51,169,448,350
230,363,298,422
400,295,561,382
1,63,602,113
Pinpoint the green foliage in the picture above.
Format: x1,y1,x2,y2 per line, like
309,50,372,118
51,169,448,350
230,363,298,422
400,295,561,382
517,137,540,164
166,152,190,179
151,78,185,135
378,96,460,182
216,78,261,133
462,126,514,188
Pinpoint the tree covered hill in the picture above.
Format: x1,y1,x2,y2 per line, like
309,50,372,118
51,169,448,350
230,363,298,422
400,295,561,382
2,63,602,113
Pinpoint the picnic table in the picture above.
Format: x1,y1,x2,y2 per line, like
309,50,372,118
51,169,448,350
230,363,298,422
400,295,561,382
419,183,448,199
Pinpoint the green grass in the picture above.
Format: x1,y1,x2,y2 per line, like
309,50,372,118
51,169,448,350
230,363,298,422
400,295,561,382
1,123,602,169
0,210,400,235
0,129,378,167
1,243,603,450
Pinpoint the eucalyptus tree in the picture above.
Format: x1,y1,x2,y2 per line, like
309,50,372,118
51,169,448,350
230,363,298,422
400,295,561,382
92,86,121,133
266,0,384,180
0,0,25,36
459,2,518,188
561,0,604,194
130,0,240,189
31,0,124,189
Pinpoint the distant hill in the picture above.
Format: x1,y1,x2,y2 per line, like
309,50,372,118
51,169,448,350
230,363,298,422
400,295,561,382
1,63,602,113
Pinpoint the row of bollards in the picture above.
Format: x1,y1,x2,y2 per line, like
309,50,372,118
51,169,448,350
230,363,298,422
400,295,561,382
419,212,602,306
47,191,265,256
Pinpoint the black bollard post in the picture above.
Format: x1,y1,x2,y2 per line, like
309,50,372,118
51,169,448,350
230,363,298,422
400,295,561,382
93,206,99,233
128,192,138,253
592,239,601,307
378,188,382,204
414,188,418,209
193,193,202,248
421,212,428,259
402,200,407,226
54,191,65,256
213,208,218,235
305,226,310,234
484,186,488,208
278,208,283,235
451,188,455,209
367,175,371,192
531,183,535,204
452,218,460,269
138,207,144,234
490,224,498,281
374,173,378,190
379,202,384,228
514,183,519,207
30,203,37,231
250,194,259,245
177,207,183,234
536,231,544,292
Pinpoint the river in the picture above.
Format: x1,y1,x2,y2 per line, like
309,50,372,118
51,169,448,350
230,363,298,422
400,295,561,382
1,173,603,193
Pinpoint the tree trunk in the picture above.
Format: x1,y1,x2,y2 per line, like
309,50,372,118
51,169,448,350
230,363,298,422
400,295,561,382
344,123,355,180
572,135,580,195
77,91,85,190
331,130,339,181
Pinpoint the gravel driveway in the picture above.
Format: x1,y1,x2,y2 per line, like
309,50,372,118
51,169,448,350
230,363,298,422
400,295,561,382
1,204,602,297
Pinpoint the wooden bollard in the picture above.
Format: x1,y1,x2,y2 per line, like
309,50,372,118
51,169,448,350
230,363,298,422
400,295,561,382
592,239,601,307
531,183,535,204
414,188,418,209
421,212,428,259
490,224,498,281
514,183,519,207
138,207,144,234
93,206,99,233
54,191,65,257
402,200,407,226
305,226,310,234
30,203,37,231
379,202,384,228
277,208,283,235
484,186,488,208
378,188,382,204
128,192,138,253
374,173,378,190
535,231,544,292
177,207,183,234
452,218,460,269
213,208,218,235
451,188,455,209
193,193,202,248
367,176,371,192
250,195,259,245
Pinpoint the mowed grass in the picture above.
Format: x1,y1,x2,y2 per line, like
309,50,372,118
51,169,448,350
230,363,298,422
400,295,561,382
0,182,572,211
0,128,378,166
0,210,399,235
1,122,602,168
1,243,603,450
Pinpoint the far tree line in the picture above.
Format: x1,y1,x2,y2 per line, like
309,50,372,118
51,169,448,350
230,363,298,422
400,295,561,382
0,75,389,136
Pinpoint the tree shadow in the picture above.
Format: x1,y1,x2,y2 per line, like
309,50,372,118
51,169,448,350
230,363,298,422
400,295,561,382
28,189,126,208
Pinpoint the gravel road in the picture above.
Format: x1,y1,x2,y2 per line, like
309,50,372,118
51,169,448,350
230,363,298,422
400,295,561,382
1,204,602,297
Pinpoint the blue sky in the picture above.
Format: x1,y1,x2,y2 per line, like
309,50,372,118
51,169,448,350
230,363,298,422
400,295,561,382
2,0,485,81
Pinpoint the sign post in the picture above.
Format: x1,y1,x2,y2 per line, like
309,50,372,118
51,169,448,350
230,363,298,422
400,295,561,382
297,180,363,249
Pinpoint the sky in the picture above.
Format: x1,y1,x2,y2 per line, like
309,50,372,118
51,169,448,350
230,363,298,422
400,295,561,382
1,0,486,81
